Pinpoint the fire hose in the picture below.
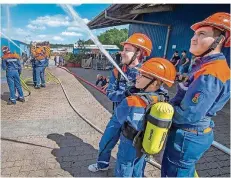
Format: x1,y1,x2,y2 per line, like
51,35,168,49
19,67,60,97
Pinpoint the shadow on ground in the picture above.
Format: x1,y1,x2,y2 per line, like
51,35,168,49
1,92,10,102
47,132,116,177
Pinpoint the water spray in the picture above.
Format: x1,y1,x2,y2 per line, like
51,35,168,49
0,31,24,52
6,5,11,48
60,4,130,83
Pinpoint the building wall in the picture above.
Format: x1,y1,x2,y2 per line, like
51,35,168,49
129,4,230,65
107,49,119,54
73,48,80,54
1,37,29,57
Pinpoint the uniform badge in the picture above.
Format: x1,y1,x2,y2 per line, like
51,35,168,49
192,93,200,103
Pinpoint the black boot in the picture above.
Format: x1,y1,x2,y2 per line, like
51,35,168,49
17,97,25,102
7,100,16,105
34,85,40,89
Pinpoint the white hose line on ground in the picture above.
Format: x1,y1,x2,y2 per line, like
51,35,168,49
57,77,105,134
212,141,230,155
52,70,162,170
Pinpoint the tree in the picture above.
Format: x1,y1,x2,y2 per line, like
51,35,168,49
85,28,128,50
84,39,94,45
77,39,86,53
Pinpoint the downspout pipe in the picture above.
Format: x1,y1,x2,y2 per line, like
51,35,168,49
105,10,171,58
164,26,171,58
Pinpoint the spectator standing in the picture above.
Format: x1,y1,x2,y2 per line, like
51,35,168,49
170,50,181,71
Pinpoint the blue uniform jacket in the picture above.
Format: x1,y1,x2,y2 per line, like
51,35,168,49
115,92,161,131
171,53,230,130
2,53,22,74
106,64,141,106
35,58,49,67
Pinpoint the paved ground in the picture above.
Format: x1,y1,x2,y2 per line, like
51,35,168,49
69,67,230,177
1,67,159,177
1,66,229,177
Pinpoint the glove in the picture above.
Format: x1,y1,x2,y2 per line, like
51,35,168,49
124,86,140,97
18,70,21,76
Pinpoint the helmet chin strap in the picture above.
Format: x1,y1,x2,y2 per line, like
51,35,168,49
195,32,225,57
141,75,157,91
126,49,139,66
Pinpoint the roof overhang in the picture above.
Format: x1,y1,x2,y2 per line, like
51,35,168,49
88,4,176,29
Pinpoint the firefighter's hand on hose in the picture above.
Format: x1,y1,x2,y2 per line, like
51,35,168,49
127,80,135,88
125,86,140,97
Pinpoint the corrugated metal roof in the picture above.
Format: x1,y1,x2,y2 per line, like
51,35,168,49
88,4,175,29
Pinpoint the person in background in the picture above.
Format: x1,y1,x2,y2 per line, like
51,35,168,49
59,55,64,66
96,74,107,88
179,50,190,74
1,46,25,105
170,50,181,71
54,55,57,66
101,77,110,92
34,48,48,89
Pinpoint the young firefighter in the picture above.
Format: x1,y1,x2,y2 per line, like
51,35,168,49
161,12,231,177
34,47,48,89
114,58,176,177
88,33,153,172
1,46,25,105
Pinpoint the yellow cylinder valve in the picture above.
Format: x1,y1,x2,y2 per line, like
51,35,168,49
142,102,174,155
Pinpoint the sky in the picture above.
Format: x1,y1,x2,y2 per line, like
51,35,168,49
0,4,129,44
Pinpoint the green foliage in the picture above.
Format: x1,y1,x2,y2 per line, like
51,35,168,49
83,28,128,50
65,52,85,64
63,52,72,61
97,28,128,50
84,39,94,45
